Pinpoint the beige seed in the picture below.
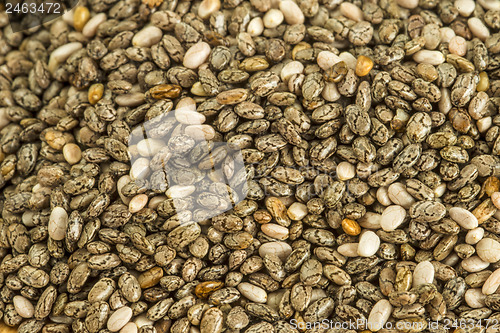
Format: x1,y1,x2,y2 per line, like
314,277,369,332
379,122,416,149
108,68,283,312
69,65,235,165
380,205,406,231
280,61,304,82
132,26,163,47
247,17,264,36
49,207,68,241
48,42,83,73
412,50,445,65
82,13,107,38
175,109,206,125
462,255,490,272
367,299,392,332
287,202,308,220
450,207,479,229
396,0,419,9
449,36,467,56
185,125,216,141
337,243,359,257
261,223,289,240
107,306,133,332
279,0,304,25
376,187,392,206
183,42,211,69
176,97,197,112
477,117,492,133
336,161,356,181
357,231,380,257
13,295,34,318
198,0,221,19
148,195,167,210
492,192,500,209
118,175,132,205
322,82,341,102
412,261,434,287
440,27,456,43
129,194,148,213
130,157,150,180
476,238,500,263
339,2,363,22
258,241,292,262
238,282,267,303
483,267,500,294
63,143,82,165
465,227,484,245
120,322,138,333
263,9,284,28
468,17,490,41
358,212,382,229
455,0,476,16
465,288,486,308
388,182,415,209
137,139,165,157
166,185,196,198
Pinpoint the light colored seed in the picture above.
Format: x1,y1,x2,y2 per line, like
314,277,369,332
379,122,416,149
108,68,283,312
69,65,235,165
13,295,34,318
380,205,406,231
455,0,476,16
339,2,363,21
129,194,148,213
198,0,221,19
48,207,68,241
263,9,284,28
317,51,342,71
279,0,304,24
63,143,82,165
175,109,206,124
183,42,211,69
355,55,374,77
440,27,456,43
412,50,445,65
176,97,197,112
342,218,361,236
337,243,359,257
478,0,500,10
476,238,500,263
137,139,164,157
358,212,382,229
367,299,392,332
412,261,434,287
258,241,292,262
73,6,90,32
191,82,210,96
336,161,356,181
477,117,492,133
82,13,107,38
115,93,145,107
339,52,357,70
396,0,419,9
185,125,216,141
388,182,415,209
88,83,104,105
118,175,132,205
449,207,479,229
132,26,163,47
322,82,341,102
448,36,467,56
120,322,138,333
357,230,380,257
465,288,486,308
280,61,304,82
462,255,490,272
477,72,490,92
247,17,264,36
376,187,392,206
483,267,500,294
107,306,133,332
238,282,267,303
261,223,289,240
130,157,150,180
287,202,308,221
166,185,196,199
468,17,490,41
48,42,83,73
465,227,484,245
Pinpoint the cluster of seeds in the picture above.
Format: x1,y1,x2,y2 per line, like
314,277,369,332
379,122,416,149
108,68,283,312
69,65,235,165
2,0,500,332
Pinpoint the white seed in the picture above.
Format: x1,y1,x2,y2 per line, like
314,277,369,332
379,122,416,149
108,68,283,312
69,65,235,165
129,194,148,213
367,299,392,332
357,231,380,257
279,0,304,24
476,238,500,263
449,36,467,56
465,227,484,244
322,82,341,102
477,117,492,133
434,182,448,198
166,185,196,198
120,322,138,333
336,161,356,181
238,282,267,303
281,61,304,82
176,97,197,112
185,125,216,141
317,51,341,71
137,139,164,157
337,243,359,257
198,0,221,19
175,109,206,124
483,267,500,294
443,253,461,267
478,0,500,10
183,42,211,69
148,195,167,210
13,295,34,318
63,143,82,165
48,42,83,73
465,288,487,308
462,255,490,272
388,182,415,209
376,187,392,206
130,157,150,180
380,205,406,231
412,50,445,65
259,241,292,262
62,9,74,26
339,2,363,21
108,306,133,332
247,17,264,36
261,223,289,240
132,26,163,47
440,27,456,43
449,207,479,229
339,52,357,70
396,0,419,9
118,175,132,205
287,202,308,220
115,93,145,107
455,0,476,16
134,314,154,328
412,261,434,287
468,17,490,41
48,207,68,241
82,13,107,38
22,211,36,227
263,9,284,28
358,212,381,229
438,87,452,115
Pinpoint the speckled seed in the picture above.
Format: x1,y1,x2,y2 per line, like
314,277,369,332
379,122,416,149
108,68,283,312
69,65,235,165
449,207,479,229
48,207,68,241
